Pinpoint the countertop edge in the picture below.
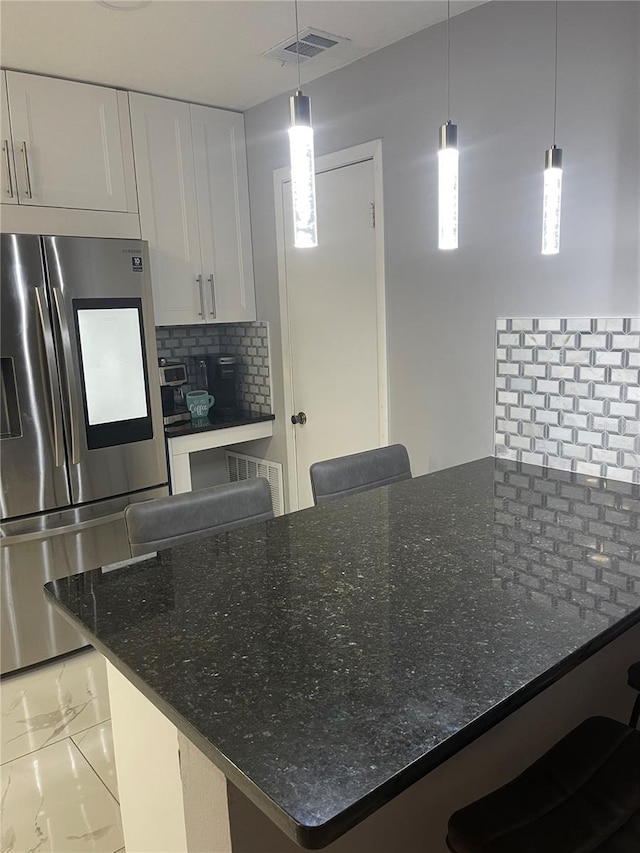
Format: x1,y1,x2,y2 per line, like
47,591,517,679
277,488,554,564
164,412,275,439
44,583,640,849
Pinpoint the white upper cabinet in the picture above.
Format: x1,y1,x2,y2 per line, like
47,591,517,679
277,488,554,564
1,73,17,204
129,93,203,325
190,105,256,323
130,92,256,326
5,71,135,212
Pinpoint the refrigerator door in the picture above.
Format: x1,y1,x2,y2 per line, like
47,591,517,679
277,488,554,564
0,484,168,675
1,234,72,519
43,237,167,504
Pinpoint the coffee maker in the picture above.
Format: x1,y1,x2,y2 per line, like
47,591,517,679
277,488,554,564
158,361,190,426
203,354,239,421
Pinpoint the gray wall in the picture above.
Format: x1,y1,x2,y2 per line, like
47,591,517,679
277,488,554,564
244,1,639,485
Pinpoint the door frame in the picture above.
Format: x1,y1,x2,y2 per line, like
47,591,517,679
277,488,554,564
273,140,388,512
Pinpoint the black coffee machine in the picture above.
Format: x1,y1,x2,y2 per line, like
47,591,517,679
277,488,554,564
203,354,239,421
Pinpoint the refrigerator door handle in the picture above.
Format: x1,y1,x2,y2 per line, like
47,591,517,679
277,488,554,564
52,288,81,465
35,287,65,468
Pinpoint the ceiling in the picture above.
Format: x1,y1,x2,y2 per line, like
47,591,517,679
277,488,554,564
0,0,485,111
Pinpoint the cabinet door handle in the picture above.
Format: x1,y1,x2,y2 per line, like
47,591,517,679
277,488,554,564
196,274,205,318
208,274,217,319
19,141,33,198
2,140,14,198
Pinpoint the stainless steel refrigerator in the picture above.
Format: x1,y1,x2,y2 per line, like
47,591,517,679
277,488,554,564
1,234,168,675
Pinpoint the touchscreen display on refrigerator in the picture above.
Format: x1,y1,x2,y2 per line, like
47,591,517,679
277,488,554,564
77,307,148,425
74,298,153,449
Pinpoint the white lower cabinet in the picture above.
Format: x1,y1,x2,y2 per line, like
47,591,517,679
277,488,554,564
130,93,256,326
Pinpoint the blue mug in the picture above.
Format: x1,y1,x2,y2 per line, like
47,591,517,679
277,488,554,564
185,390,214,419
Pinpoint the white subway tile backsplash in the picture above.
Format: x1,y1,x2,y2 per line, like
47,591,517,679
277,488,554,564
510,435,533,451
523,333,549,346
612,335,640,349
499,333,520,346
577,398,605,415
550,396,575,411
610,402,638,417
565,318,592,332
579,334,608,349
498,362,520,376
523,363,548,378
511,319,534,331
591,448,619,466
577,431,604,447
551,367,578,381
608,435,636,452
611,368,639,384
508,407,533,421
594,318,625,333
510,348,535,362
577,367,606,382
535,410,559,424
537,379,561,394
496,318,640,483
509,378,534,392
549,426,574,441
593,384,624,400
523,394,547,408
551,334,577,348
497,391,519,405
565,350,592,365
537,318,563,331
561,413,588,428
592,417,622,432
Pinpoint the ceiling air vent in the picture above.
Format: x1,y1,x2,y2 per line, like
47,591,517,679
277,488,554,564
264,28,351,65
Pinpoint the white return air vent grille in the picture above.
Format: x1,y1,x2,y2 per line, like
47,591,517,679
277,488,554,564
264,28,351,65
225,451,284,517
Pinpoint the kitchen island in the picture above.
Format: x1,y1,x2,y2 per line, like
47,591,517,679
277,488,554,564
45,457,640,852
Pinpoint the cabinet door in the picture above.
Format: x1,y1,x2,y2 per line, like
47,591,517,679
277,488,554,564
0,73,17,204
5,72,129,211
191,106,256,323
129,93,205,326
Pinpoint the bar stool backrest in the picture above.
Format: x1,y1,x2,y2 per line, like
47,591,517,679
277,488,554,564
310,444,412,506
124,478,274,556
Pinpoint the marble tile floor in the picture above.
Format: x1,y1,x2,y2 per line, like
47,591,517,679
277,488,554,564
1,649,124,853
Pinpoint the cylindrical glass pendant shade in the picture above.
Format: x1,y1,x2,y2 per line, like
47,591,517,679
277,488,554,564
438,121,458,250
542,146,563,255
289,91,318,248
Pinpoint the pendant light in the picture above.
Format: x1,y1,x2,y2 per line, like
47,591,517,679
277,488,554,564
288,0,318,248
438,0,458,250
542,0,562,255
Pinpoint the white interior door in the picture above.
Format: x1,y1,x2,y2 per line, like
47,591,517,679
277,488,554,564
283,158,385,509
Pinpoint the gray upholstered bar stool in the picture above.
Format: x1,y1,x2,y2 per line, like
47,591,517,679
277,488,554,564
124,478,273,556
310,444,411,506
446,663,640,852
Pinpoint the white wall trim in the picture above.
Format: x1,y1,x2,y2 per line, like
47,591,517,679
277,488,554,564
273,139,388,512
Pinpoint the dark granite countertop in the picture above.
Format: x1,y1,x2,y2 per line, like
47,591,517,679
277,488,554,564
164,411,274,438
45,457,640,848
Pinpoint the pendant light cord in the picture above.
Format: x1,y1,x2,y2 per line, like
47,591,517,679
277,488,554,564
447,0,451,120
294,0,301,91
552,0,558,144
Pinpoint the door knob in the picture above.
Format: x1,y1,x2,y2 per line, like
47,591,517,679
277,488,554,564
291,411,307,425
